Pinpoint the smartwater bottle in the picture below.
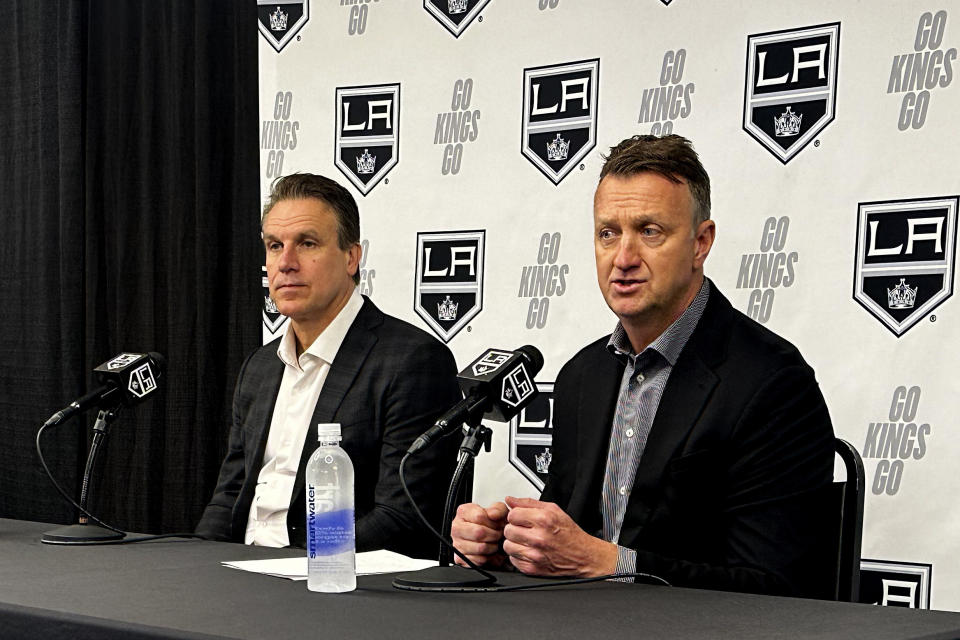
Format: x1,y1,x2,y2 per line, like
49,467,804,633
305,423,356,593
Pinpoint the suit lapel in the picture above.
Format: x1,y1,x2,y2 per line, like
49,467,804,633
290,298,381,503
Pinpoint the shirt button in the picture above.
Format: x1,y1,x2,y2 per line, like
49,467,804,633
625,429,635,438
619,486,627,496
637,373,645,382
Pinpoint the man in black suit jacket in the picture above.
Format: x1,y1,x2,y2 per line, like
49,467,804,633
197,174,461,558
451,135,835,597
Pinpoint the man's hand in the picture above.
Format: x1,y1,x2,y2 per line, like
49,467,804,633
450,502,509,568
502,496,618,577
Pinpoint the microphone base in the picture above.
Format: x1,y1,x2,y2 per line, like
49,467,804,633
393,565,499,591
41,523,125,545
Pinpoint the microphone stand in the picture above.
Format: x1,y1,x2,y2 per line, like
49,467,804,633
42,409,126,544
438,421,491,566
393,416,498,591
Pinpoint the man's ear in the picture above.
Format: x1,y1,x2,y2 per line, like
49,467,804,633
347,242,362,277
693,219,716,269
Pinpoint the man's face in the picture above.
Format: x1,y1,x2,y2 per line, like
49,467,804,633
593,172,714,336
262,198,359,328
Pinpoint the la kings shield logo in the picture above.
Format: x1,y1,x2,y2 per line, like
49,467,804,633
335,83,400,196
744,23,839,163
522,59,599,185
257,1,309,52
509,383,554,491
854,196,957,336
859,560,932,608
424,0,491,38
415,230,484,342
262,266,286,335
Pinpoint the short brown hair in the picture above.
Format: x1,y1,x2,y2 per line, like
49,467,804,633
262,173,361,284
599,134,711,228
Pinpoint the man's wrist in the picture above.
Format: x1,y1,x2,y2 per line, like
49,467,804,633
585,538,621,577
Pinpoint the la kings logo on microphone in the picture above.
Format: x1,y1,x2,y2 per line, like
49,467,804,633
105,354,142,370
257,1,309,52
522,59,599,185
127,363,158,398
853,196,957,336
743,23,839,163
472,350,512,375
509,383,554,491
415,230,485,342
95,354,160,400
859,560,932,608
424,0,491,38
335,83,400,196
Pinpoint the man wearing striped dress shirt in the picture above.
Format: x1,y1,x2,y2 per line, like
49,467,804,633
451,134,835,598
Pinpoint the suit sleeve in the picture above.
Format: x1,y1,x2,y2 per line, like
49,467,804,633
630,364,835,597
354,339,462,559
195,352,255,541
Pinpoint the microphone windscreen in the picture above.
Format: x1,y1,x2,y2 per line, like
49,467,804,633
515,345,544,376
147,352,167,377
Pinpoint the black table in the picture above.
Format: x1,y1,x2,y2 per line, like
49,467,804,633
1,518,958,639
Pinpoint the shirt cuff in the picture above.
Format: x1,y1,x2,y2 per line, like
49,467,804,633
612,545,637,582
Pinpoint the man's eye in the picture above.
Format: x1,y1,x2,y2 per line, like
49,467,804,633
641,227,661,237
267,242,281,251
598,229,616,240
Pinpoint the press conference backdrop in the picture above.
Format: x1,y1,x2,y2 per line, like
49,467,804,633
256,0,958,611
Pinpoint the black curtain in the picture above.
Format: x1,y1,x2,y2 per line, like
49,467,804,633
0,1,261,534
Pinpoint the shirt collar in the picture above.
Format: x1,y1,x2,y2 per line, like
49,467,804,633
606,278,711,367
276,287,365,370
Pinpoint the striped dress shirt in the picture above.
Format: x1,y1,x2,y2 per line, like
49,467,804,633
602,278,710,576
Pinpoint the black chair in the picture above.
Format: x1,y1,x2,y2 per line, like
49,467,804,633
832,438,865,602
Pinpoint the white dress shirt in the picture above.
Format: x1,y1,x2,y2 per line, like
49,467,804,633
244,287,364,547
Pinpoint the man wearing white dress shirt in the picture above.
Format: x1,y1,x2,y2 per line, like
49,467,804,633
197,173,461,557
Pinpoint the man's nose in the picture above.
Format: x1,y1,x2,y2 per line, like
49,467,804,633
612,234,640,272
276,245,298,272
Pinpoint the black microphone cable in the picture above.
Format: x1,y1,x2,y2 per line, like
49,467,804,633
36,418,205,545
398,452,499,582
397,451,671,591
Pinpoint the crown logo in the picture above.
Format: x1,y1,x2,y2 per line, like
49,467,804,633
535,447,552,474
448,0,468,13
546,133,570,161
774,106,802,137
356,149,377,174
264,296,279,314
887,278,918,309
438,295,459,321
269,6,288,31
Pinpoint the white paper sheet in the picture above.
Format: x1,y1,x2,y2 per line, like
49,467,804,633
221,550,438,581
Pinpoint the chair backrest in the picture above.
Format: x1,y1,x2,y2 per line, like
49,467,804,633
833,438,865,602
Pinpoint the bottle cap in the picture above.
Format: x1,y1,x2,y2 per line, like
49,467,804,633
316,423,342,440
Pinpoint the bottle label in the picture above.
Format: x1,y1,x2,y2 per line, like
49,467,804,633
307,508,354,557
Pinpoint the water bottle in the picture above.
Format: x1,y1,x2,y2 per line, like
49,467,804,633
305,423,356,592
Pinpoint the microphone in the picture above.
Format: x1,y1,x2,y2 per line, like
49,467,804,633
43,352,166,427
408,345,543,454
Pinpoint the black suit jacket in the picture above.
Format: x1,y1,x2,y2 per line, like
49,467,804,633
196,297,462,558
541,287,835,598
